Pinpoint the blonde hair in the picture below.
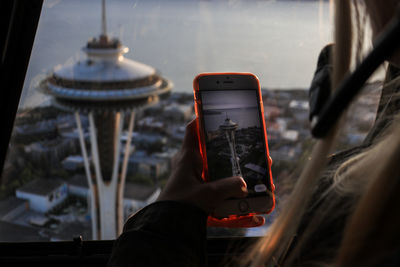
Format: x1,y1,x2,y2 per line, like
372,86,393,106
335,116,400,266
243,0,357,265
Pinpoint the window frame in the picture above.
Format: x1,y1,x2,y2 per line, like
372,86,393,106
0,237,259,266
0,0,43,172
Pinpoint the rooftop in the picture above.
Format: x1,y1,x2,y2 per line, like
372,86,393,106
289,100,309,110
63,155,84,163
67,175,87,188
67,176,158,201
164,104,192,113
17,179,65,196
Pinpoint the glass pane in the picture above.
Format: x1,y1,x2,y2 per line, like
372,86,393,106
0,0,381,241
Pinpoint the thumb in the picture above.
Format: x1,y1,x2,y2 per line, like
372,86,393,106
208,176,248,202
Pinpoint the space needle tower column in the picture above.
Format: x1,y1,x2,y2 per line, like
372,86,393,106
220,118,242,177
40,0,172,239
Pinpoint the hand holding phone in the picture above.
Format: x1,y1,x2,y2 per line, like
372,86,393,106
158,120,248,212
158,120,265,228
193,73,275,220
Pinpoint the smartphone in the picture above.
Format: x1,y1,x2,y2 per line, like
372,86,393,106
193,73,275,218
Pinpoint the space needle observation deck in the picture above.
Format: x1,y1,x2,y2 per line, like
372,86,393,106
43,34,172,112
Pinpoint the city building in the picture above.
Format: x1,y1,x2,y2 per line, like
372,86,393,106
128,156,169,179
16,179,68,213
62,155,85,171
131,132,168,150
168,125,186,142
14,120,58,142
289,99,309,122
153,149,179,169
163,103,193,122
136,117,165,133
282,130,299,142
24,138,79,165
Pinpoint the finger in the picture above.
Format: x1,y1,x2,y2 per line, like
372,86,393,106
207,215,265,228
182,119,199,150
192,151,204,178
207,176,248,201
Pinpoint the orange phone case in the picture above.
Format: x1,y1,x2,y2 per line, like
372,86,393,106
193,72,275,227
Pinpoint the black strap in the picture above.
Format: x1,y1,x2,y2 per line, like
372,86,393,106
311,9,400,138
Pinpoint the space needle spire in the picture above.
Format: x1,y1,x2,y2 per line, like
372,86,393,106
40,0,172,240
101,0,107,36
220,117,242,177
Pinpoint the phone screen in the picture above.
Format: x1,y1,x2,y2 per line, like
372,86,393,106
199,89,271,197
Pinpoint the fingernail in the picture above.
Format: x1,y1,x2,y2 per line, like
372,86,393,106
239,177,247,188
241,185,248,196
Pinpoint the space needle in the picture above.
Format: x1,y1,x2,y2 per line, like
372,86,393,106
219,117,242,177
40,0,172,239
